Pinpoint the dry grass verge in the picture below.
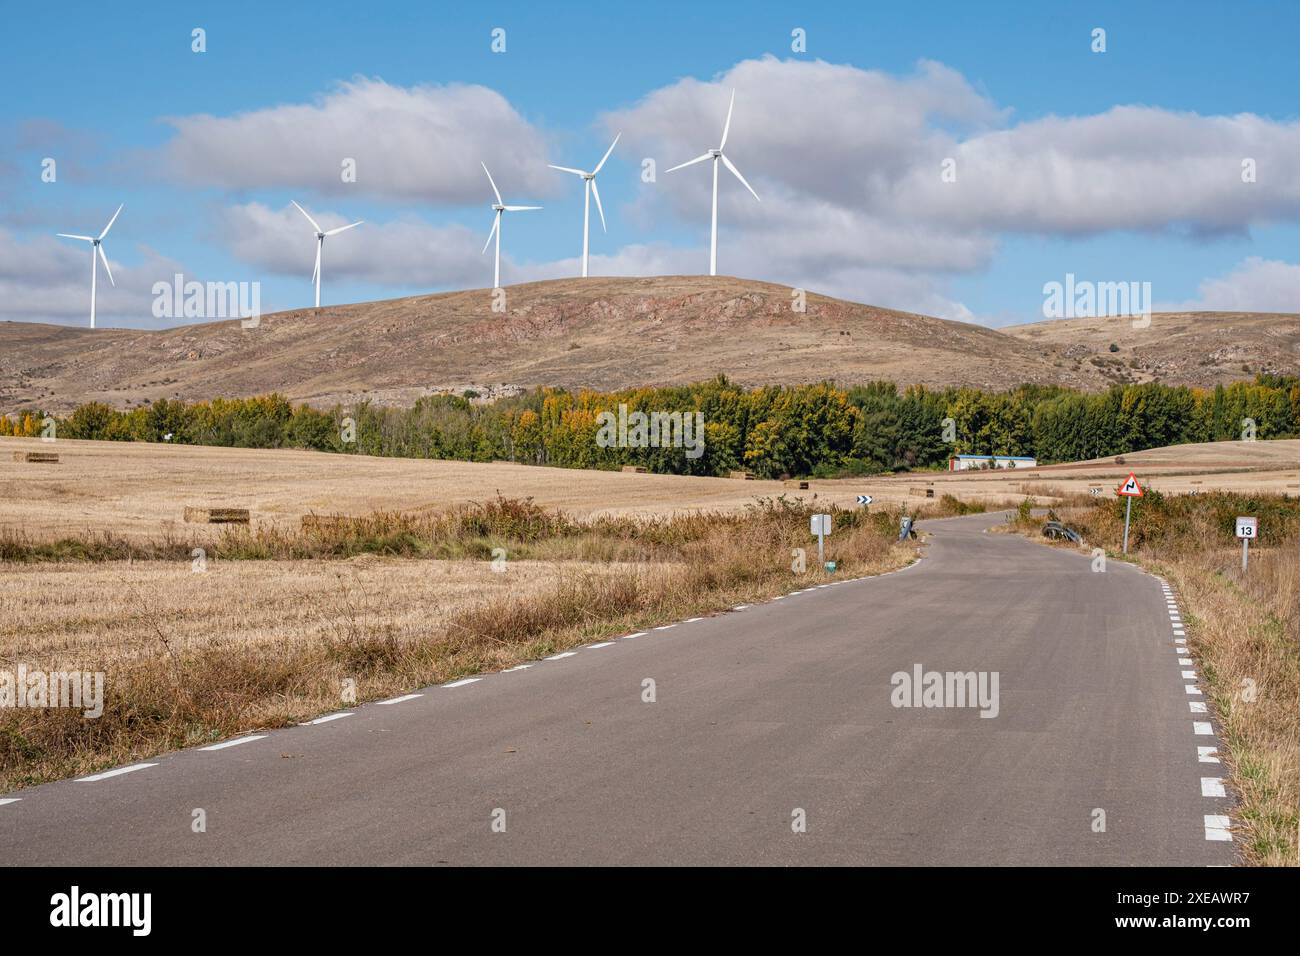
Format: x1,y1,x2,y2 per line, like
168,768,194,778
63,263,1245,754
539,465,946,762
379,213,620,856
1,496,914,792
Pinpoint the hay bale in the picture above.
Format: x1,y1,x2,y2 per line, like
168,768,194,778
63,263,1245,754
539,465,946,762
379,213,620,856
184,506,250,524
12,451,59,463
783,479,810,490
728,470,755,480
621,465,648,474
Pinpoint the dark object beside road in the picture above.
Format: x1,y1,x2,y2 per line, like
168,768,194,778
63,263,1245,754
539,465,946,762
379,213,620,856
1042,520,1082,544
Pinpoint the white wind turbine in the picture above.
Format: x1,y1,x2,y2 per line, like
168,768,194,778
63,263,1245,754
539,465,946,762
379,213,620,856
291,200,363,308
56,204,123,329
548,133,620,277
666,90,760,276
481,162,541,289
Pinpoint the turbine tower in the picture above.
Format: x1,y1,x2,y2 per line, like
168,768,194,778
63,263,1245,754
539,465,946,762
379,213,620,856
56,204,123,329
481,162,541,289
548,133,621,277
291,201,363,309
666,90,760,276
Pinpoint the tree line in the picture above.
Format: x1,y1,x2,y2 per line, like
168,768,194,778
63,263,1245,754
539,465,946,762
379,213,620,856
3,375,1298,478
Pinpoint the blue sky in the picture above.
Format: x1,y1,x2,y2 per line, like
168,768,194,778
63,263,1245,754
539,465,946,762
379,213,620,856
3,0,1299,327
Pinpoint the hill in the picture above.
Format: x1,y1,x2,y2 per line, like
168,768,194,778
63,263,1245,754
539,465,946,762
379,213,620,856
2,277,1297,414
1005,310,1300,387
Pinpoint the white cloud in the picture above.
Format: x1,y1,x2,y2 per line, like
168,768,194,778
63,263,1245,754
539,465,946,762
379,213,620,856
1163,257,1300,313
216,202,491,288
161,77,555,204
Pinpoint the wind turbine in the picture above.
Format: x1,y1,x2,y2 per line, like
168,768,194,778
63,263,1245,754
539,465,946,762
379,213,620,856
548,133,620,278
666,89,760,276
291,200,363,308
56,204,122,329
481,162,541,289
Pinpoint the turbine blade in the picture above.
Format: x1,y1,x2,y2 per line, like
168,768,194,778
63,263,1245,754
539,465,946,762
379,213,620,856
481,214,500,254
548,165,587,177
719,89,736,150
97,244,115,286
503,205,541,211
481,162,503,205
325,220,363,236
590,178,607,232
56,234,94,242
721,153,760,201
291,200,322,232
592,132,621,174
97,204,124,240
665,152,712,173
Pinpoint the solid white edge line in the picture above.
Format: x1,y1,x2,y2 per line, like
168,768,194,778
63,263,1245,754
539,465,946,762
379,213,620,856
443,678,482,688
200,734,268,751
76,763,158,783
376,693,423,705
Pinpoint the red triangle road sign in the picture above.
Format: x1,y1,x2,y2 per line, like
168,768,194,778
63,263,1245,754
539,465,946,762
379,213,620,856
1116,472,1143,497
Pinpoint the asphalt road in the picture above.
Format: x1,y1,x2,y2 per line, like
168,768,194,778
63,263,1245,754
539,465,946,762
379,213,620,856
0,511,1235,865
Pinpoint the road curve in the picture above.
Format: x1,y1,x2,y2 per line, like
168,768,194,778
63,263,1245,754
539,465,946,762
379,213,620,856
0,511,1235,865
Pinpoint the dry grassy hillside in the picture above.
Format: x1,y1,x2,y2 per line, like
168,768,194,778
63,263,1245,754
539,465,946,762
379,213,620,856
0,276,1117,414
4,277,1295,415
1006,310,1300,387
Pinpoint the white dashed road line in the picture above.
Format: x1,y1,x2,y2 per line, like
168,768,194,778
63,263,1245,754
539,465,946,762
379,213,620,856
200,735,268,751
307,712,354,725
76,763,157,783
587,642,616,649
1204,815,1233,841
443,678,483,688
0,798,20,807
1200,777,1227,798
376,694,423,705
544,652,577,661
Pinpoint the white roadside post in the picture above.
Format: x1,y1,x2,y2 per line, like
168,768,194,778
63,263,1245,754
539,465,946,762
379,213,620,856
811,513,831,567
1116,472,1143,554
1236,516,1257,572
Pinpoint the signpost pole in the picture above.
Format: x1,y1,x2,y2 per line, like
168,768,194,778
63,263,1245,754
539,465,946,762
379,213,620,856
817,528,825,566
1242,537,1249,573
1122,496,1132,554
